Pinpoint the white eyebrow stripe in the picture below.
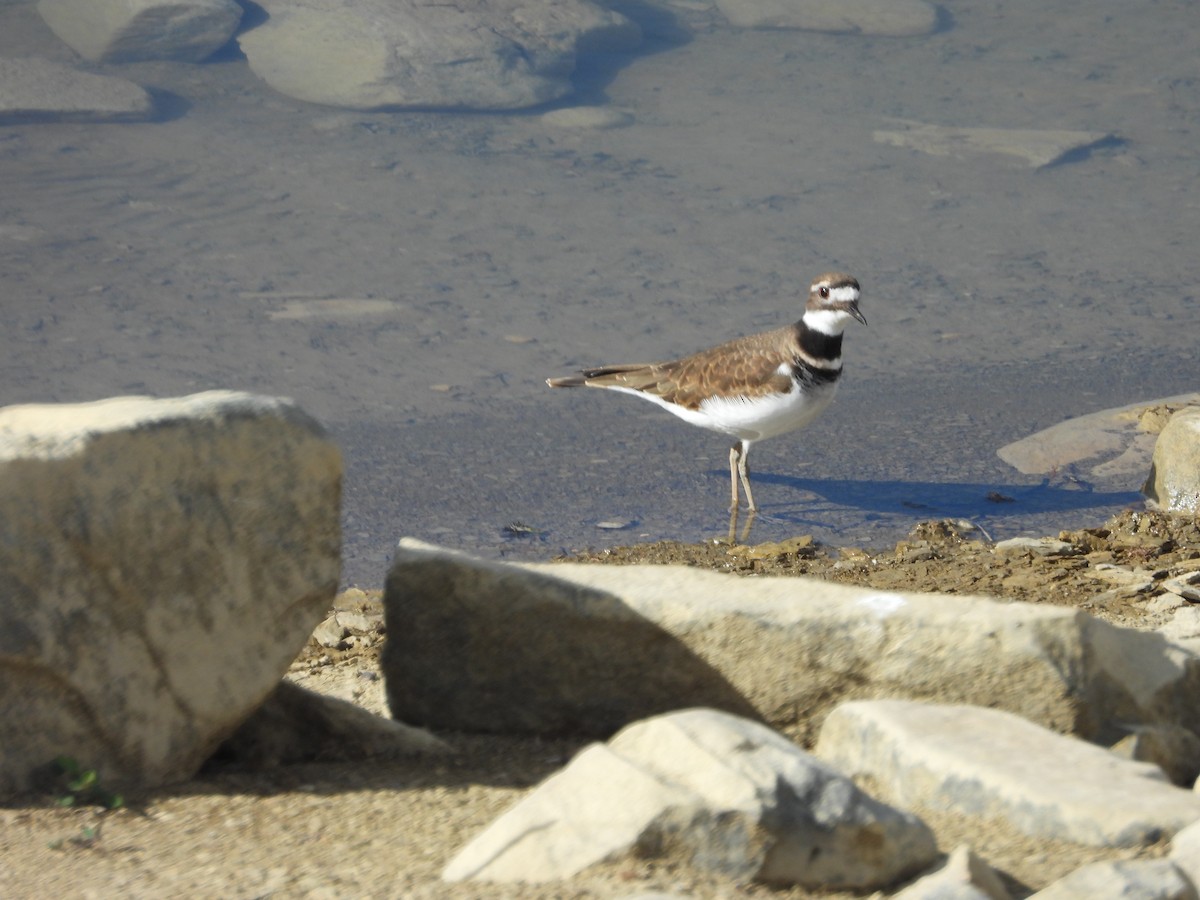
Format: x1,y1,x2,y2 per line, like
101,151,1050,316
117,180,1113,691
821,285,860,303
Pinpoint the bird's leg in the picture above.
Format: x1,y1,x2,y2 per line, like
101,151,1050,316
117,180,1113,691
739,507,757,543
727,445,758,543
728,444,742,512
736,441,757,511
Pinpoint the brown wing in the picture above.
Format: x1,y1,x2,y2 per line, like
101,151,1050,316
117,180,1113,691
548,326,796,410
546,364,660,390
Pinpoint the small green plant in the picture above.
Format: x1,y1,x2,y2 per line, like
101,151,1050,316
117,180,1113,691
47,823,102,851
49,756,124,811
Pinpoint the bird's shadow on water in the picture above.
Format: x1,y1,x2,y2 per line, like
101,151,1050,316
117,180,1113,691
744,473,1145,532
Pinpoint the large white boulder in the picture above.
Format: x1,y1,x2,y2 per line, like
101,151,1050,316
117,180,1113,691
383,540,1200,743
238,0,641,111
444,708,938,889
0,391,342,796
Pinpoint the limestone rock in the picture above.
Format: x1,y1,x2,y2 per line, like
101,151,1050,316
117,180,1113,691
874,120,1118,168
1163,573,1200,602
1029,859,1197,899
715,0,937,35
383,540,1200,743
815,700,1200,847
37,0,242,63
216,680,447,767
0,391,342,796
0,56,154,124
892,845,1011,900
443,708,938,889
238,0,641,111
997,394,1200,477
1144,407,1200,514
311,613,348,648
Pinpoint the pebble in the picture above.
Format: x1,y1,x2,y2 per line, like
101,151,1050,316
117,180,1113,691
994,537,1077,557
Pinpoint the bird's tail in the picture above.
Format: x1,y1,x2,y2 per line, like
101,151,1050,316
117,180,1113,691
547,364,657,389
546,374,588,388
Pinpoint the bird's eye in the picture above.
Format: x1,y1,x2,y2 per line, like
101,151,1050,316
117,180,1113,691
819,286,830,299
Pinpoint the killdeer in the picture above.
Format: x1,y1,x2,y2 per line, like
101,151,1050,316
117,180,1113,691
546,272,865,512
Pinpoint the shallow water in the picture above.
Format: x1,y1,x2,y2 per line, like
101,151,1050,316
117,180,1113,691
1,0,1197,586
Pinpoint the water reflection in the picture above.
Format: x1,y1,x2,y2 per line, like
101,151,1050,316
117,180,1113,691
744,473,1144,543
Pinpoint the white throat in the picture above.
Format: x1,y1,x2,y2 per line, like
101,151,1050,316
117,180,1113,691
803,307,856,336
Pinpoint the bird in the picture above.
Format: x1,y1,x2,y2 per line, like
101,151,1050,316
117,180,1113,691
546,271,865,513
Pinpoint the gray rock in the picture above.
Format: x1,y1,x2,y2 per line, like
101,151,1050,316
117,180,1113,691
1088,563,1157,593
892,845,1011,900
311,613,347,648
238,0,641,111
383,541,1200,743
37,0,242,63
1145,408,1200,514
218,680,447,766
815,700,1200,847
0,56,154,124
996,394,1200,477
310,607,380,647
1163,573,1200,602
334,608,378,632
1110,724,1200,787
443,708,937,889
0,391,341,796
874,120,1119,169
715,0,937,35
1029,859,1197,900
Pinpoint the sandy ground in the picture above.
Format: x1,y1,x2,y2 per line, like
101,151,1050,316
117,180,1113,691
3,0,1200,894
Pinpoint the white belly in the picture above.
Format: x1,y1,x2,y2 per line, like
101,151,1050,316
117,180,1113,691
610,379,839,444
